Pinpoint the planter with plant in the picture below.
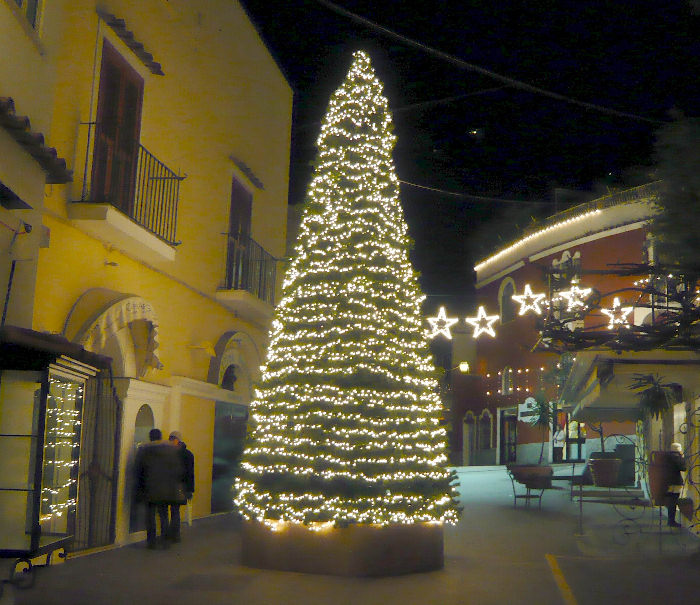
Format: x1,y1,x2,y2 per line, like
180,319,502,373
628,373,678,503
507,394,554,488
587,421,623,487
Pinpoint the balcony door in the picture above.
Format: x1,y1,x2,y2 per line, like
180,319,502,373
225,177,252,289
92,40,144,216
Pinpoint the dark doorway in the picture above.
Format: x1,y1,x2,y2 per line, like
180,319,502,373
211,401,248,513
500,410,517,464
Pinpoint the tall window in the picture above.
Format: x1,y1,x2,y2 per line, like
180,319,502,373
14,0,41,29
478,410,492,450
225,176,253,289
92,40,144,215
499,278,516,324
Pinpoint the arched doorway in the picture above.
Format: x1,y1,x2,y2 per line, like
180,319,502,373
64,288,165,545
129,404,155,532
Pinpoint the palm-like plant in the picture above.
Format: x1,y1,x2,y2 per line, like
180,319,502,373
628,373,678,420
529,393,554,464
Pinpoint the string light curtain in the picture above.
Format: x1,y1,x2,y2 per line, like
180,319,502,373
235,51,460,528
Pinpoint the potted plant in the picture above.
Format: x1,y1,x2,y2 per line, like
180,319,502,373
628,373,678,503
587,421,622,487
507,394,554,488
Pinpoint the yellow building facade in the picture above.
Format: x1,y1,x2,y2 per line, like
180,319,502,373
1,0,291,550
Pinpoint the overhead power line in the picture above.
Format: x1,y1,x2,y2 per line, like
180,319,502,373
399,180,552,205
295,86,506,131
314,0,667,125
393,87,506,114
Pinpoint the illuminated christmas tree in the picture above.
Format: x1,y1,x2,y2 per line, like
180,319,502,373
235,51,459,529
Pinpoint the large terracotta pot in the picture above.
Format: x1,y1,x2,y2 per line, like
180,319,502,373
649,451,673,505
590,457,622,487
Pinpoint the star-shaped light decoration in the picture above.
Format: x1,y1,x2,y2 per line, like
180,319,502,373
601,297,633,330
427,306,459,339
511,284,546,316
465,306,499,339
559,284,592,311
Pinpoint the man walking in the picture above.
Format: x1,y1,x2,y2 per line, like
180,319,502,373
134,428,185,549
168,431,195,542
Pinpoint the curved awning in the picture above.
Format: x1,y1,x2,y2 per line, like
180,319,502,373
562,351,700,423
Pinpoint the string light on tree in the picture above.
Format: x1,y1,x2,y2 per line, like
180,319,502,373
234,50,459,529
427,306,459,339
559,284,592,311
511,284,546,316
465,306,499,338
601,297,634,329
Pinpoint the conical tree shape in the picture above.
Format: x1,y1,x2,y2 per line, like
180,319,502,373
236,51,459,527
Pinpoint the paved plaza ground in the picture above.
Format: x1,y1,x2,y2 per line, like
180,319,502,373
4,466,700,604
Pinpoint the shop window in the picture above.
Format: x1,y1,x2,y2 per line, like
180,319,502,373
0,366,86,553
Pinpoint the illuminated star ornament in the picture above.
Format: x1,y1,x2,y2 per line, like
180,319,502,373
512,284,546,316
601,297,633,329
559,284,592,311
465,306,499,338
427,306,459,339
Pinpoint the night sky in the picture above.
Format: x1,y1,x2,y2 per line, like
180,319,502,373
240,0,700,306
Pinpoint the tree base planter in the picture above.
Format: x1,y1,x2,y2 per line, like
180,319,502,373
241,520,444,576
589,457,622,487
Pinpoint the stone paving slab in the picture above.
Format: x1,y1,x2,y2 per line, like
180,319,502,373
3,467,699,605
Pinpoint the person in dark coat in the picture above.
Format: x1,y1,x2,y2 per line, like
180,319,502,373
134,428,185,549
168,431,195,542
665,442,686,527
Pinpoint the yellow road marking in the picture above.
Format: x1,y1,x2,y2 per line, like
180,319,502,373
546,553,578,605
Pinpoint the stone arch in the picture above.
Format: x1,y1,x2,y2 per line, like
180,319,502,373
63,288,162,378
207,330,262,403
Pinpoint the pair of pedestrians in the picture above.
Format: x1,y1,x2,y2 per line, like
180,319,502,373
134,428,195,549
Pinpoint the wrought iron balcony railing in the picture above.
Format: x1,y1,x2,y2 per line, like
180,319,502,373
222,234,277,306
77,122,184,245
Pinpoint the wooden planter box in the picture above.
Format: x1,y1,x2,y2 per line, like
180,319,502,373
241,520,444,577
